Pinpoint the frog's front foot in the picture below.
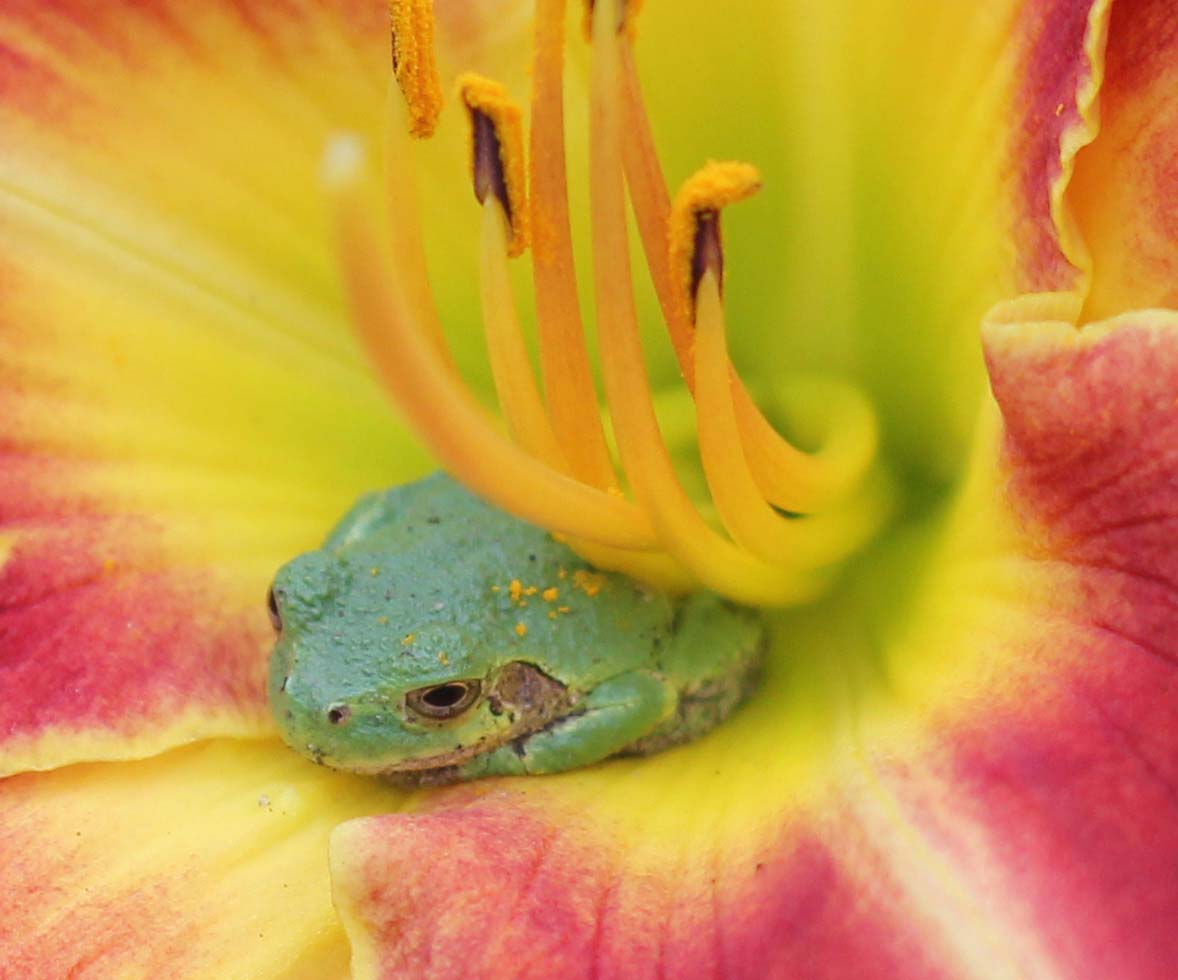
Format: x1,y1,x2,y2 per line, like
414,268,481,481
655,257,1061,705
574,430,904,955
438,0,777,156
456,744,530,781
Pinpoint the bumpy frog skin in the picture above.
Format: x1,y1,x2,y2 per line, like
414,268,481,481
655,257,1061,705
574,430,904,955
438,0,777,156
268,474,765,782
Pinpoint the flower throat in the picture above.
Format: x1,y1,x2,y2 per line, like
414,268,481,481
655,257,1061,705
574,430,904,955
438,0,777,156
324,0,885,606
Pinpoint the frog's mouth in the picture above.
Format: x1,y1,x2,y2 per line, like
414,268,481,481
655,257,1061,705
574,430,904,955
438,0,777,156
322,728,529,782
290,734,502,778
371,737,504,775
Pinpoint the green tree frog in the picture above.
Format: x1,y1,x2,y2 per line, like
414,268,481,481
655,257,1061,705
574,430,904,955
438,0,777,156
268,474,764,782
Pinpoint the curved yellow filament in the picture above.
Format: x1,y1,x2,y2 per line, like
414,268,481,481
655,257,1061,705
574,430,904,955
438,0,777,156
617,40,876,513
694,273,884,568
588,0,820,605
479,198,567,468
568,539,696,593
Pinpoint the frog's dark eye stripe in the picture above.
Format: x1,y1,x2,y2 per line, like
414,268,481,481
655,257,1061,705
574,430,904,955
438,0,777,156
266,586,283,632
405,680,482,720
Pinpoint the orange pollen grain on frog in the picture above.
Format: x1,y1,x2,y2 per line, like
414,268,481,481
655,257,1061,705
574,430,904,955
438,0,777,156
515,623,528,637
573,570,605,598
542,587,560,602
337,0,884,609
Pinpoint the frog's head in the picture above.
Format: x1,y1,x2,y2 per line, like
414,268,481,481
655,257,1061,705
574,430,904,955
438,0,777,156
266,549,571,776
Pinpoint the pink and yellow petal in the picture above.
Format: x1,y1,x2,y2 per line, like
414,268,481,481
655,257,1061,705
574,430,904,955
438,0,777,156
879,313,1178,976
0,0,547,773
0,0,551,777
884,5,1178,970
0,513,272,773
0,739,409,978
331,790,960,980
0,1,433,771
1006,0,1107,301
1071,0,1178,319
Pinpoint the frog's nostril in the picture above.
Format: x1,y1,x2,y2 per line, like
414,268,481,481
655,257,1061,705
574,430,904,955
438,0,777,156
327,703,352,726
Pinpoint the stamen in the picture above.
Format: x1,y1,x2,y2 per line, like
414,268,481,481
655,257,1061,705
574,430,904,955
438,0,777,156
620,45,877,513
456,76,563,464
459,75,528,257
667,162,762,320
464,57,674,586
389,0,443,138
324,135,657,551
479,196,566,468
588,0,819,605
695,269,884,567
530,0,617,490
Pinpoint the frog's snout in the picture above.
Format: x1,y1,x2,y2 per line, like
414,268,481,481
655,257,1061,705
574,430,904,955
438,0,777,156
267,630,363,762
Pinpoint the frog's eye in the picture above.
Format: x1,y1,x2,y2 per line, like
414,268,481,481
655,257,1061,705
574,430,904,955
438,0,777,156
266,586,283,633
405,681,482,721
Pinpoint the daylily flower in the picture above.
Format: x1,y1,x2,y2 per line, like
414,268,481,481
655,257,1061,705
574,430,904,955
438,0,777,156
1,0,1175,977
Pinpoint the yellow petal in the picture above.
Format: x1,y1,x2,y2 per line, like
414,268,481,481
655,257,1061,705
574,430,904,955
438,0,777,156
0,739,412,977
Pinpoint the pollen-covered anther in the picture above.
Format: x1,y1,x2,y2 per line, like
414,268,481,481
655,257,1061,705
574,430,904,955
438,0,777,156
460,74,529,257
389,0,443,138
582,0,643,40
668,161,762,319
